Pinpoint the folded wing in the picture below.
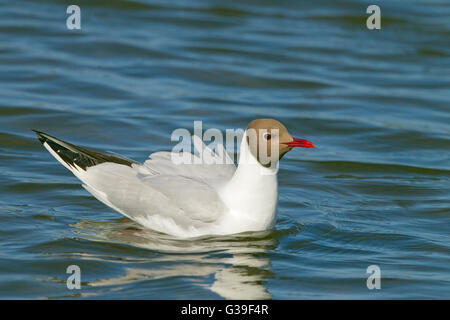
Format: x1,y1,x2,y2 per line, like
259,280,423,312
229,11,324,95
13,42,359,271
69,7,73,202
35,131,236,237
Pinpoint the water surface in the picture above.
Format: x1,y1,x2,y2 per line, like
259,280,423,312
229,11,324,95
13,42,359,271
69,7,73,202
0,0,449,299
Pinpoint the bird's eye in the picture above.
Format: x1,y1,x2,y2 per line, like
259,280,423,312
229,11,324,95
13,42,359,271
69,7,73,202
263,133,271,141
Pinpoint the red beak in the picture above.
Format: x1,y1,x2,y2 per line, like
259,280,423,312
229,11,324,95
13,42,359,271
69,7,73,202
282,138,315,148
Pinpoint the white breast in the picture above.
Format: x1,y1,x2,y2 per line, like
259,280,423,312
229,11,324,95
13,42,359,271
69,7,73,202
218,131,279,233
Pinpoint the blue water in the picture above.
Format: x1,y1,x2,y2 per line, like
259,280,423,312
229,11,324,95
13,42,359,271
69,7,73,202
0,0,449,299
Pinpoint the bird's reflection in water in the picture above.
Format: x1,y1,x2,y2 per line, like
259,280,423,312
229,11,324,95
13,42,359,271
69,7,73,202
71,218,279,299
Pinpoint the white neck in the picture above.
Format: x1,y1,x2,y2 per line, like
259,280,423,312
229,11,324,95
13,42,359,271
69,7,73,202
219,131,278,230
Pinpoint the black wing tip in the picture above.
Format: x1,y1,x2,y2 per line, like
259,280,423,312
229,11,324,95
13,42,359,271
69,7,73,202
32,129,47,144
32,130,138,170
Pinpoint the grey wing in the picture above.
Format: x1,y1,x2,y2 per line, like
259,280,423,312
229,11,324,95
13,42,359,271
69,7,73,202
137,173,229,223
78,163,227,231
143,135,236,183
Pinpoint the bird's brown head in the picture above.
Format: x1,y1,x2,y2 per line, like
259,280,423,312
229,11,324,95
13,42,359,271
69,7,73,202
245,118,314,167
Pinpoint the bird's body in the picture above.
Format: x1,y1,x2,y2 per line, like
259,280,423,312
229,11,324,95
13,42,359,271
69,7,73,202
34,119,313,238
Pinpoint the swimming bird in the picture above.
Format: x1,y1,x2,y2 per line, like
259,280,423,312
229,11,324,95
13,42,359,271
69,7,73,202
34,119,314,238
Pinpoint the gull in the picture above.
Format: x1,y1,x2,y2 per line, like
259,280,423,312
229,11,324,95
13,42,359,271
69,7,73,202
34,119,314,238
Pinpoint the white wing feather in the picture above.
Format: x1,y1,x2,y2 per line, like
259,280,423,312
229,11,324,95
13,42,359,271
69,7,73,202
72,139,236,236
